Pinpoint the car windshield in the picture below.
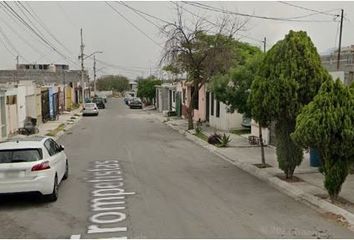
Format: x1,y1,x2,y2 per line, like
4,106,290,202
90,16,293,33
93,98,103,102
84,103,96,108
0,149,43,163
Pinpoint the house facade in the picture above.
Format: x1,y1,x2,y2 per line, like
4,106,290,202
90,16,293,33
208,91,244,131
155,83,177,114
320,45,354,86
179,80,207,122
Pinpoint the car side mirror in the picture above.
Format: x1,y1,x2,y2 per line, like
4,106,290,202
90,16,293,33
60,145,65,151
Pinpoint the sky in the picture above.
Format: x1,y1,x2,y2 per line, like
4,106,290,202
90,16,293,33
0,1,353,80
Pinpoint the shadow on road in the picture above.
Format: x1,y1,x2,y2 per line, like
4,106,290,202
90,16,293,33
0,193,49,208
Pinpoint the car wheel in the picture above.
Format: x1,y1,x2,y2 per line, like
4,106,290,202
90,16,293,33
44,175,58,202
63,161,69,180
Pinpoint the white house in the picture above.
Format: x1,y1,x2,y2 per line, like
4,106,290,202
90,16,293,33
208,91,244,131
155,83,176,114
0,89,7,141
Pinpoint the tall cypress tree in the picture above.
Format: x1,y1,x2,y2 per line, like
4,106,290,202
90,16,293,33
292,79,354,201
249,30,331,179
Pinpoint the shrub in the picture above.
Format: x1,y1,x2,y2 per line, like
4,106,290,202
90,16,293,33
217,133,231,147
208,133,221,145
195,126,202,135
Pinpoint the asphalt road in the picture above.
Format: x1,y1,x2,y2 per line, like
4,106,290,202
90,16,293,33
0,98,353,239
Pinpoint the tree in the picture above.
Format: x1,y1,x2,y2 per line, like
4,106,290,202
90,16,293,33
137,76,162,104
161,7,247,130
210,50,263,117
210,47,269,167
292,79,354,202
249,30,331,179
96,75,130,92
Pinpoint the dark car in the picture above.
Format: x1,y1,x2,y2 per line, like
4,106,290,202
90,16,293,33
92,97,105,109
129,98,143,109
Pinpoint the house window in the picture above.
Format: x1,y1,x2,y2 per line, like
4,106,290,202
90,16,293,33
211,92,214,116
6,95,17,105
191,87,199,110
172,91,176,102
216,100,220,118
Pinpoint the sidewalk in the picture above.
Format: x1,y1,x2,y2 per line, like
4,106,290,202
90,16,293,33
11,107,82,141
148,110,354,231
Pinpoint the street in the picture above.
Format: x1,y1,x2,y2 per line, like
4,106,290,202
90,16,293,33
0,98,353,239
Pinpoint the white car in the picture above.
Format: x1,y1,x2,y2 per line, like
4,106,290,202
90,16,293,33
0,136,68,201
83,103,99,116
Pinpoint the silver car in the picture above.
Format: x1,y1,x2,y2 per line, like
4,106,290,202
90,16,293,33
83,103,99,116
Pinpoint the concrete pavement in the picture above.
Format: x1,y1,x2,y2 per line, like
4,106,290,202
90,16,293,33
0,98,352,238
149,110,354,232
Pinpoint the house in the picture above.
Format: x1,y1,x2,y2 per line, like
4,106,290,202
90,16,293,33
178,80,207,122
207,91,245,131
0,63,85,106
2,85,19,136
0,89,7,141
129,81,138,91
321,45,354,85
155,83,177,114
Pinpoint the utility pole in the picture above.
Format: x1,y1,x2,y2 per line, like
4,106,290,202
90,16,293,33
259,36,267,166
337,9,344,71
62,69,66,111
80,28,85,104
93,55,97,96
16,55,19,67
263,37,266,53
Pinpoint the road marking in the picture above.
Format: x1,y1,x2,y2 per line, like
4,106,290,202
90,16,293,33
86,160,135,238
70,234,81,239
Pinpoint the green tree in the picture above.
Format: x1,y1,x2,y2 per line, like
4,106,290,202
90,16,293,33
96,75,130,92
292,79,354,202
137,76,162,104
249,30,331,179
161,9,246,130
211,49,268,167
210,51,263,118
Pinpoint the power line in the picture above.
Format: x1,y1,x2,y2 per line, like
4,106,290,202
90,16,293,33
0,3,49,58
175,2,265,45
95,58,158,73
20,2,75,55
105,1,163,48
183,1,338,23
278,1,340,18
116,1,170,25
116,1,167,32
0,2,78,66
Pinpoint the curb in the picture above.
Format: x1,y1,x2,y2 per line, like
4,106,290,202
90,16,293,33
158,114,354,231
54,114,83,141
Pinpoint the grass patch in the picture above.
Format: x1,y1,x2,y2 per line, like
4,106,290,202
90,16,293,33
70,116,76,120
46,123,66,137
194,132,208,142
74,114,81,117
230,128,251,135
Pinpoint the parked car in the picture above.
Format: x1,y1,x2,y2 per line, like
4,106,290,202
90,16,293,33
96,94,107,103
0,136,68,202
92,97,105,109
129,98,143,109
83,103,99,116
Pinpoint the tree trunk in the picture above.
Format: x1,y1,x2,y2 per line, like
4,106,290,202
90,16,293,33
187,83,198,130
187,99,194,130
259,126,266,166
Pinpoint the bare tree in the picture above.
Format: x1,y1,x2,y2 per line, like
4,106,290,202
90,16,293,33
160,5,248,129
